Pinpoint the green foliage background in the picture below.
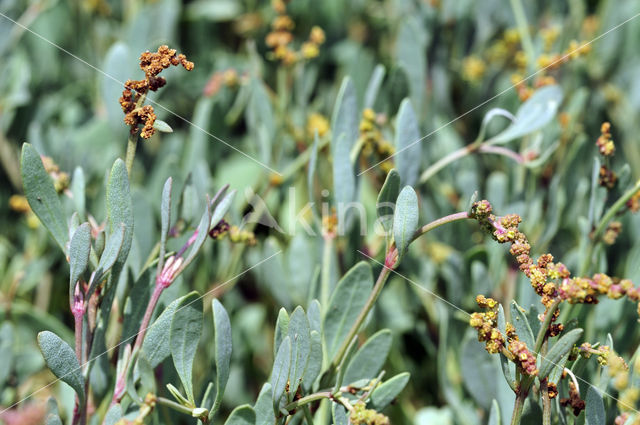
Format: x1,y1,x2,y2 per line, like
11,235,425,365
2,0,640,424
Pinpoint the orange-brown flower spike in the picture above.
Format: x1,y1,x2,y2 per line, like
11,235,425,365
120,45,193,139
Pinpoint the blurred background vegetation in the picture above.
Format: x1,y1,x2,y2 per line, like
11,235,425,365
2,0,640,423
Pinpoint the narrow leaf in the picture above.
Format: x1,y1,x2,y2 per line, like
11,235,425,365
223,405,255,425
323,262,374,361
302,330,323,392
489,85,563,145
370,372,410,410
333,404,349,425
254,383,274,425
211,189,236,229
395,98,422,186
153,119,173,133
158,177,173,272
71,167,86,218
376,169,401,233
106,159,133,268
87,224,124,298
37,331,85,403
211,299,233,418
287,307,311,396
364,64,386,109
489,400,501,425
538,329,583,379
21,144,68,251
393,186,419,259
271,335,291,408
343,329,392,384
68,223,91,300
170,292,203,403
274,308,289,356
142,295,186,368
586,387,605,425
510,301,535,352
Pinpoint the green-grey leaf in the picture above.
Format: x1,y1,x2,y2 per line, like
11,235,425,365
538,329,583,379
548,351,570,385
69,223,91,299
21,144,68,252
223,405,255,425
37,331,85,403
287,306,311,396
103,404,123,425
211,299,233,418
331,77,359,216
45,414,63,425
88,224,124,298
71,167,86,218
106,159,133,268
254,383,274,425
489,400,501,425
211,189,236,229
586,386,605,425
393,186,419,259
274,308,289,356
153,119,173,133
159,178,172,269
332,132,356,219
142,295,185,367
497,304,516,391
170,292,203,404
377,169,401,233
489,85,563,145
271,335,291,408
180,202,212,272
307,299,322,334
302,330,323,392
364,64,386,109
331,77,359,156
324,262,374,361
395,99,421,186
510,301,535,351
370,372,410,410
332,404,349,425
344,329,392,385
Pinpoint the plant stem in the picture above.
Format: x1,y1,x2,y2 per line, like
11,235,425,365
540,341,551,425
125,133,138,176
419,145,476,184
302,405,315,425
124,93,147,176
284,392,332,411
534,298,561,354
132,283,164,352
510,388,528,425
331,263,391,368
74,313,83,364
156,396,195,416
411,212,470,242
509,0,535,70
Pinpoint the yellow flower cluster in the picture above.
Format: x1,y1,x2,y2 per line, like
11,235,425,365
461,56,486,83
306,112,330,138
265,1,325,65
359,108,394,173
349,401,390,425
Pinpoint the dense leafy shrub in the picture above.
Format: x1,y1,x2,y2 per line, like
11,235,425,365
3,1,640,425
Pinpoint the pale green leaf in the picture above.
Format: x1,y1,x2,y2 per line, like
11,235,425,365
37,331,85,403
170,292,203,403
20,144,68,252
